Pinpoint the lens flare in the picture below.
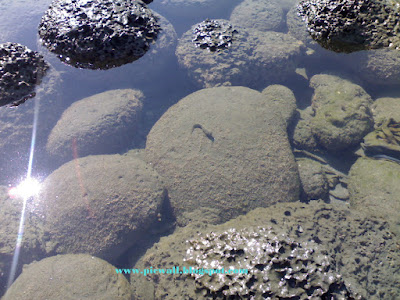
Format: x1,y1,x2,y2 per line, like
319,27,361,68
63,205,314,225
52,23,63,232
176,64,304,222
9,177,41,199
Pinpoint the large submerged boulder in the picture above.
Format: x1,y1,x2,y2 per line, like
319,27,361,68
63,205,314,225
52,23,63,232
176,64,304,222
46,89,144,166
145,86,300,225
33,154,165,261
3,254,132,300
38,0,160,69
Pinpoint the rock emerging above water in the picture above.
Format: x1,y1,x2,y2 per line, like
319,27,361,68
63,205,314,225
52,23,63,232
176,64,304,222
185,227,357,299
298,0,400,53
176,21,304,88
38,0,160,69
192,19,237,52
0,42,48,107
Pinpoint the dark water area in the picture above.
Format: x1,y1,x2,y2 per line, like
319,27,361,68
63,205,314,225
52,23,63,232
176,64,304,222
0,0,399,299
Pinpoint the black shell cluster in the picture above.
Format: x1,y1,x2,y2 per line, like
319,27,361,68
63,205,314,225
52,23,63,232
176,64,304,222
0,42,49,107
192,19,238,52
38,0,160,69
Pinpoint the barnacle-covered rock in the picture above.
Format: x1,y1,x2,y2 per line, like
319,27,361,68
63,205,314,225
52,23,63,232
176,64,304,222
192,19,237,52
298,0,400,53
38,0,160,69
0,42,48,107
185,227,356,299
176,20,304,88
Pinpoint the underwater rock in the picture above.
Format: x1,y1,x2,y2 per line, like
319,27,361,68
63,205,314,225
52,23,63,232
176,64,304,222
38,0,160,69
309,74,374,151
185,227,356,299
230,0,285,32
297,157,329,201
46,89,144,166
344,48,400,86
3,254,132,300
0,42,48,107
145,86,300,225
176,21,304,88
150,0,241,27
372,97,400,126
0,186,46,298
349,157,400,237
298,0,400,53
0,66,62,186
33,154,165,262
361,118,400,160
261,84,297,129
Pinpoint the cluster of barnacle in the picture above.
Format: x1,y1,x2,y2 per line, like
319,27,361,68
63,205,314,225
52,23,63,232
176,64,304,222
0,42,48,107
185,227,359,299
192,19,238,52
38,0,160,69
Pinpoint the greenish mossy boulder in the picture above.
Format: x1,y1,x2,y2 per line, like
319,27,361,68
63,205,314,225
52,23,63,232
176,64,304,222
310,74,373,151
3,254,131,300
371,97,400,127
348,157,400,237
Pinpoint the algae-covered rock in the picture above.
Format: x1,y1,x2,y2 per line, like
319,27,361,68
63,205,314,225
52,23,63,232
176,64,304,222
297,157,329,201
145,86,300,225
372,97,400,127
3,254,132,300
310,74,374,151
348,157,400,236
291,107,320,151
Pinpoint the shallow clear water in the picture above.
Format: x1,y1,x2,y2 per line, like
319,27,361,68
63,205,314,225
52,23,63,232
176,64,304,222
0,0,399,299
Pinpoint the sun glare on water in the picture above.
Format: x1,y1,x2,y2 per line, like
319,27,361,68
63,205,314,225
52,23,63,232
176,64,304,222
8,177,41,199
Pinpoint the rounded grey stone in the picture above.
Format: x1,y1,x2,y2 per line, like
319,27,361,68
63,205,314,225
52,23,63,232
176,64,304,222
230,0,285,32
261,84,297,128
33,154,165,261
145,86,300,225
3,254,131,300
38,0,160,69
46,89,143,165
